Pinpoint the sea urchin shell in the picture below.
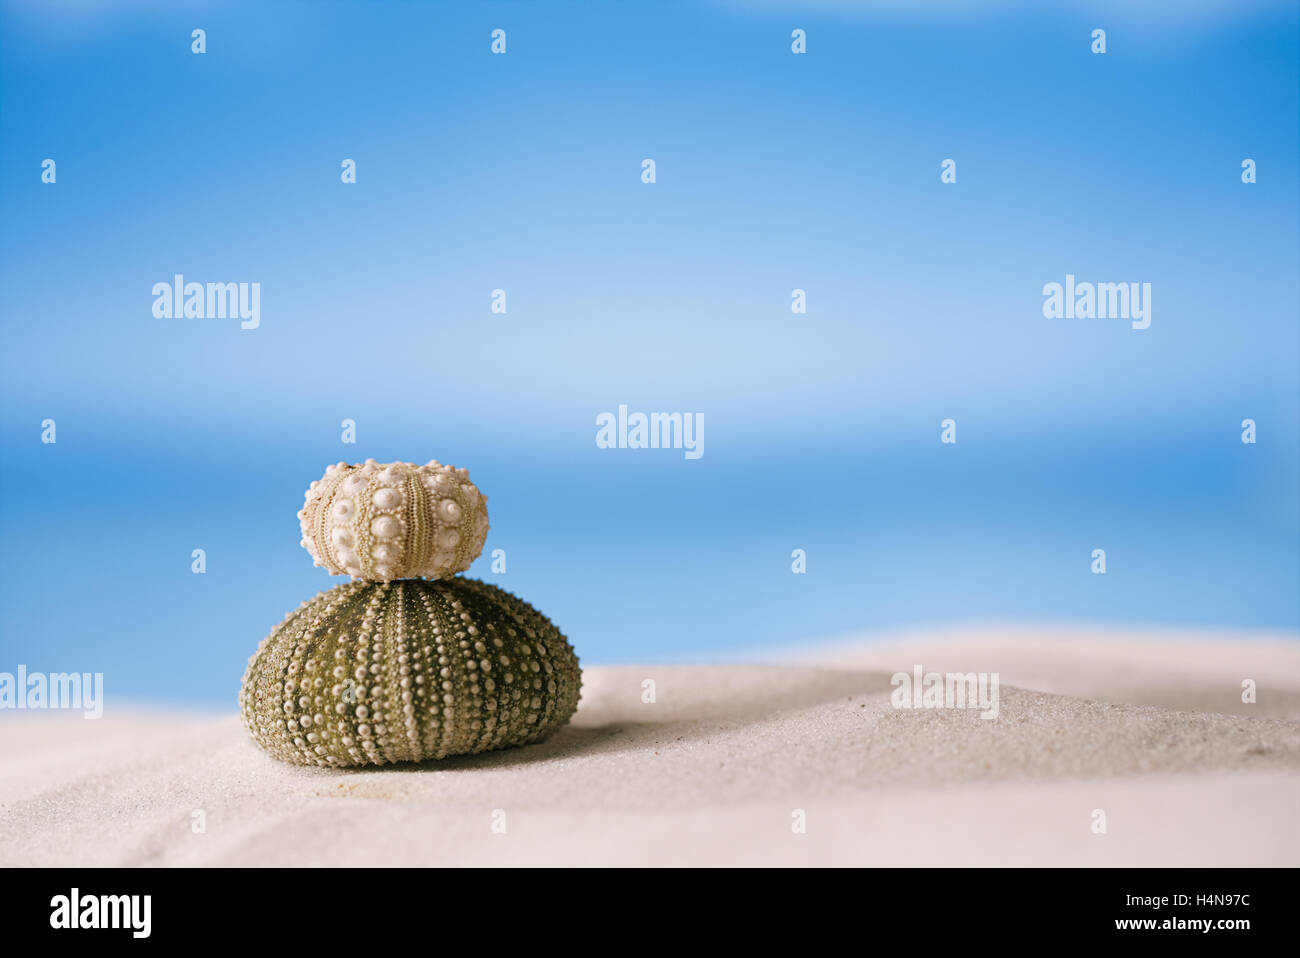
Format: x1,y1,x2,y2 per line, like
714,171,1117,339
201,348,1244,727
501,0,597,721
298,459,489,581
239,577,581,767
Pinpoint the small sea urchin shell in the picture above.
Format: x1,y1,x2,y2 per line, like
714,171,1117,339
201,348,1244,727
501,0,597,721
298,459,489,581
239,577,581,767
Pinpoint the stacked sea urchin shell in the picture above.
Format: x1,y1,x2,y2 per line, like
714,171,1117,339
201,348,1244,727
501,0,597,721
298,459,489,582
240,460,582,768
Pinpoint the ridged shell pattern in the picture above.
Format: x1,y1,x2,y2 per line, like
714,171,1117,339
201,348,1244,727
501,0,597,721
298,459,489,581
240,578,582,767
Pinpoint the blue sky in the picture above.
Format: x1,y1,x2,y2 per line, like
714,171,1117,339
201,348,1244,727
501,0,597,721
1,0,1297,705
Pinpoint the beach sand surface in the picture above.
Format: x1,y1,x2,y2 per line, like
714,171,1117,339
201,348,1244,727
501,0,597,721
2,627,1297,866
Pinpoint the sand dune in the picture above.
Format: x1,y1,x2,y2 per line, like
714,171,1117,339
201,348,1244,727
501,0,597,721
2,628,1297,866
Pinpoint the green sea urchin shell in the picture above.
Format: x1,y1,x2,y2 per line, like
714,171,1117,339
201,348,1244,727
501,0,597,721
239,577,581,767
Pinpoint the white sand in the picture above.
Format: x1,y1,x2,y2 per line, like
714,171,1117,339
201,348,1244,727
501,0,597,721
2,627,1297,866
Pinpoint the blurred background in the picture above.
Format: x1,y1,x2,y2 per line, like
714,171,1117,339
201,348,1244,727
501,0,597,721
1,0,1296,707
